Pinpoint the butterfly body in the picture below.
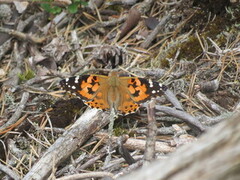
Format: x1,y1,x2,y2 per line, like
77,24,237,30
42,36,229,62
60,72,167,115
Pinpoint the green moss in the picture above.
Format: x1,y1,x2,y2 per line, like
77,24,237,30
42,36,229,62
150,4,240,66
152,41,179,68
113,127,128,136
178,36,202,60
18,69,35,82
160,58,170,68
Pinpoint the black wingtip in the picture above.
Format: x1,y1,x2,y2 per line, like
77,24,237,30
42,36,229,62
59,79,65,87
161,84,168,91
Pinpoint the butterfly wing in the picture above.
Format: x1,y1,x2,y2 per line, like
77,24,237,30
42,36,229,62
60,74,167,115
126,77,167,102
60,75,110,111
117,88,140,115
117,77,167,115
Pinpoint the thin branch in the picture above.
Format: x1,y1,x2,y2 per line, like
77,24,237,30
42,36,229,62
155,105,206,135
144,100,157,165
141,14,171,49
0,27,45,44
56,172,115,180
0,162,20,180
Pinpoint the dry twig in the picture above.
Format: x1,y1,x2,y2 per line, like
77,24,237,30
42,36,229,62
143,100,157,165
0,27,45,44
0,162,20,180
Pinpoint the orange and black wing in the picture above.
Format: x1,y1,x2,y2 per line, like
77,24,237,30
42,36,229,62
60,75,110,111
125,77,167,103
117,77,167,115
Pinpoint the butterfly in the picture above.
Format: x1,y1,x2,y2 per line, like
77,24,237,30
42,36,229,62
60,71,167,115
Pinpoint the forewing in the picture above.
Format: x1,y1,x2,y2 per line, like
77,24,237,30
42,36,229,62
123,77,167,103
60,75,110,110
60,75,101,101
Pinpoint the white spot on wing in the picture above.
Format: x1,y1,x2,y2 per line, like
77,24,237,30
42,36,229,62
65,78,69,82
72,86,76,89
149,79,153,87
74,76,80,83
152,90,156,94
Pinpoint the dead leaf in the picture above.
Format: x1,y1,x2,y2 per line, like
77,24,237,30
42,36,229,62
13,1,29,14
145,17,159,30
119,8,141,40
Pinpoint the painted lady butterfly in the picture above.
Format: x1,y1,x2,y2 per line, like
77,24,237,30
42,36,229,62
60,71,167,115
